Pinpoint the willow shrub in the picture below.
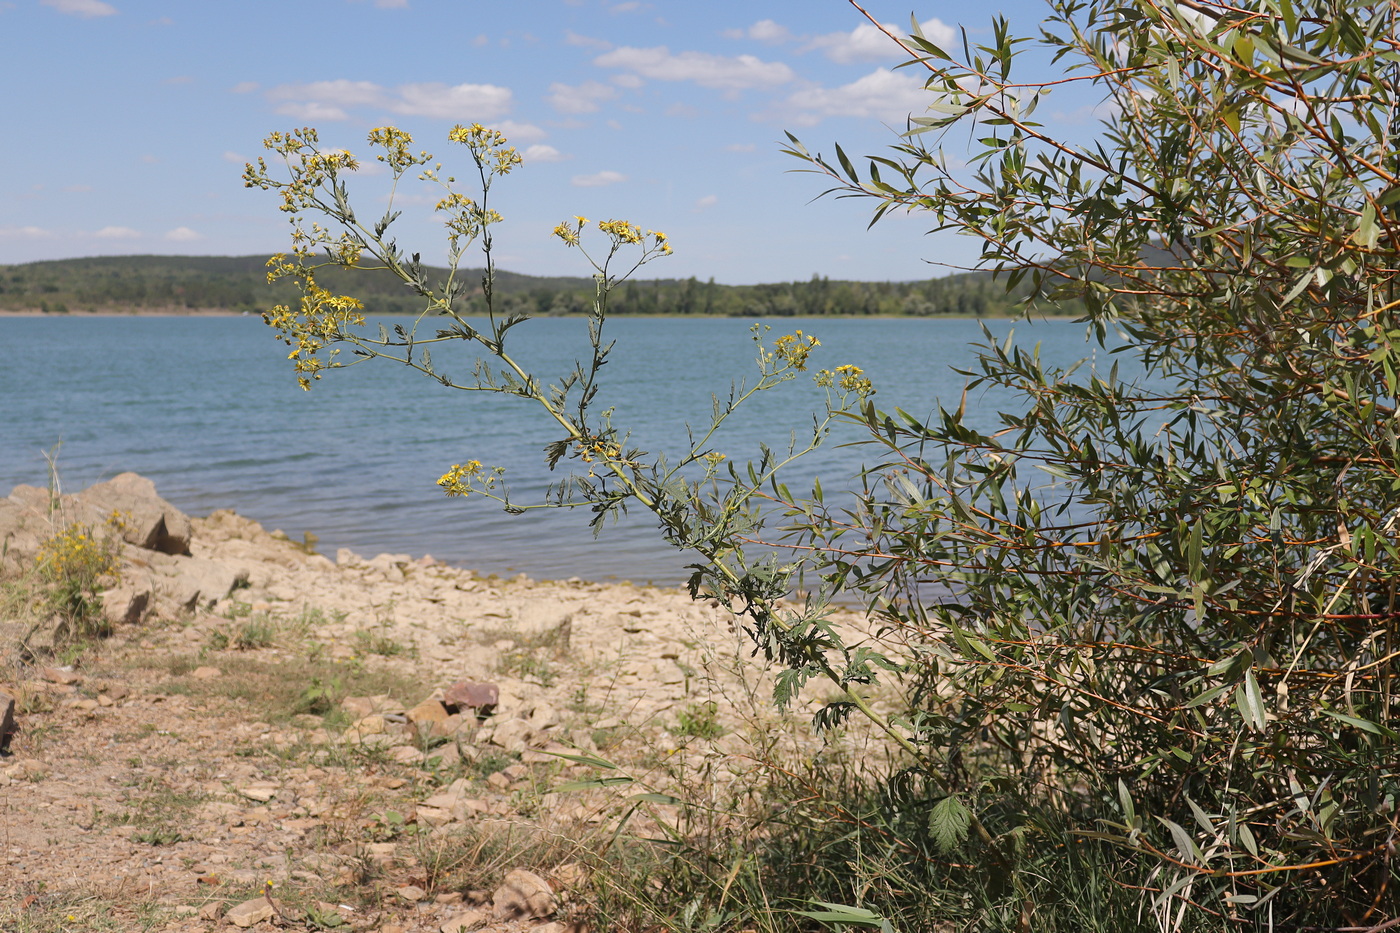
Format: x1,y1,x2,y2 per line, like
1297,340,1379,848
769,0,1400,927
247,0,1399,924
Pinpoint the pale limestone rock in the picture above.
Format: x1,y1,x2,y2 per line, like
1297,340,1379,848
340,695,377,719
415,804,455,827
349,715,386,735
161,557,251,611
489,718,533,753
41,666,81,685
491,868,556,921
101,585,150,625
225,896,276,928
528,702,561,730
439,908,488,933
407,698,449,724
63,472,192,554
236,781,280,802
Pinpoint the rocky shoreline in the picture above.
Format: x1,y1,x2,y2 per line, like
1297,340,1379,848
0,475,881,932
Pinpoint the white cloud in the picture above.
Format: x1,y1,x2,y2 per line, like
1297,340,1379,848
571,170,627,187
723,19,792,43
231,81,259,94
63,184,93,192
565,29,610,50
522,144,568,163
779,68,928,126
611,74,644,89
164,226,203,242
266,79,513,123
610,1,643,11
725,142,756,152
664,102,697,118
269,79,381,117
275,101,350,122
693,194,718,211
392,82,512,120
42,0,116,17
0,226,55,238
222,151,247,163
495,120,546,143
594,46,794,91
94,225,141,239
805,20,954,63
547,80,618,115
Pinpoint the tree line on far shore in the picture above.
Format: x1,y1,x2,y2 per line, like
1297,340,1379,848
0,254,1076,317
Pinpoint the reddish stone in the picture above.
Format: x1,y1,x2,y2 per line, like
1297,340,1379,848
442,682,499,716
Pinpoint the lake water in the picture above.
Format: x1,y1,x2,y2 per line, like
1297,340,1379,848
0,314,1120,585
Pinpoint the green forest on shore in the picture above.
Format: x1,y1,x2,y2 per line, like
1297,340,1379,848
0,254,1076,317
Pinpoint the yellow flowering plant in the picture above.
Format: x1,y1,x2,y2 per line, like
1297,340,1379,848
34,521,122,640
244,122,907,789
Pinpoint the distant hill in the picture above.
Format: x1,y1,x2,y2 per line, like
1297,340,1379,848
0,254,1074,318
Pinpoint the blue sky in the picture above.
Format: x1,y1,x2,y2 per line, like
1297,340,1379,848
0,0,1082,284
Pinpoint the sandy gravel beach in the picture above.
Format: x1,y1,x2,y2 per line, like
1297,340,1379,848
0,476,886,933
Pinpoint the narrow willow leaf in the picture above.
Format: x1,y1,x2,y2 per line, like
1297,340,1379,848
791,901,891,929
551,777,635,793
1320,708,1400,741
1236,669,1267,731
631,792,684,806
1158,816,1206,865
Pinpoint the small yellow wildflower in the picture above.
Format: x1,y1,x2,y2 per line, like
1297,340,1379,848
598,219,644,245
774,330,820,371
553,217,584,247
815,363,875,396
438,461,484,497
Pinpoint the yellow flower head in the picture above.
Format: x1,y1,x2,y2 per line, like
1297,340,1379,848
815,363,875,396
553,219,582,247
598,219,644,245
774,330,820,371
438,460,485,497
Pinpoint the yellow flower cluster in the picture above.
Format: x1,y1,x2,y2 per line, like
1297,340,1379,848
598,219,644,245
552,217,671,257
302,148,359,176
37,525,120,587
553,216,588,247
438,460,484,497
774,330,820,371
577,439,622,464
448,123,521,175
436,192,502,249
367,126,430,172
815,363,876,397
261,263,366,390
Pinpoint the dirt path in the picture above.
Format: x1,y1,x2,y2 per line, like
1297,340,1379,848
2,502,867,933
